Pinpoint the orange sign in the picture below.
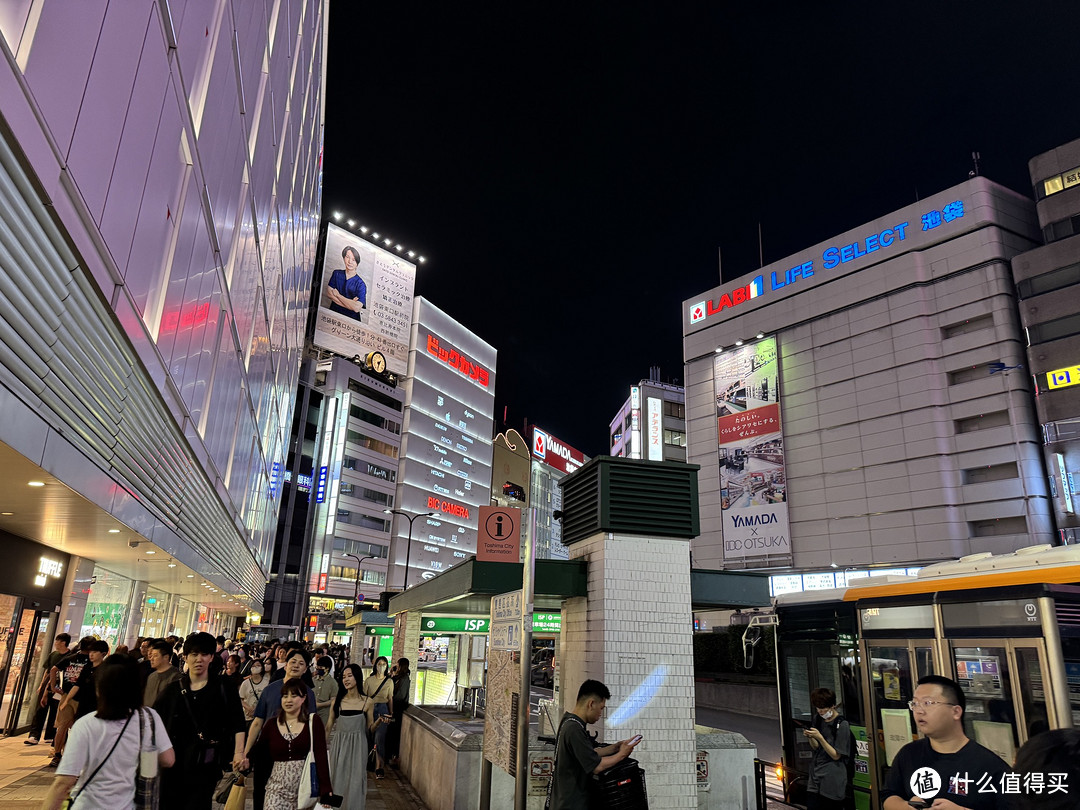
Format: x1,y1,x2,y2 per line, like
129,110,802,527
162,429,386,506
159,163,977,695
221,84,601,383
477,506,521,563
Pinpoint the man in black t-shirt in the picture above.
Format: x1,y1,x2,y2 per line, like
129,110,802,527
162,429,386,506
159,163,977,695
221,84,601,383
46,637,94,766
24,632,70,745
549,679,640,810
881,675,1009,810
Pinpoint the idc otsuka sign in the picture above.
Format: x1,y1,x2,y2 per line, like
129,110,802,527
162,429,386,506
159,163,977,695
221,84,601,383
1047,365,1080,390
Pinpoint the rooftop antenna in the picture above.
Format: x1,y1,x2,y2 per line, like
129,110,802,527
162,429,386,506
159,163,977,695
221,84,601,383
757,222,764,267
969,151,981,178
718,244,723,282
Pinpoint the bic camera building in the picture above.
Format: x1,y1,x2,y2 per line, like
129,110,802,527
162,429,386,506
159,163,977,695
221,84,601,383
0,0,326,725
683,177,1055,580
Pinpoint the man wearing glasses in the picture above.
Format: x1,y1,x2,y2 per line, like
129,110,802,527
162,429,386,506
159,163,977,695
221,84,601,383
880,675,1009,810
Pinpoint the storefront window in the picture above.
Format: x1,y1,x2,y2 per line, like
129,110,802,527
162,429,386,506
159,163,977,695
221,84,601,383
138,587,169,638
170,597,195,637
81,568,133,648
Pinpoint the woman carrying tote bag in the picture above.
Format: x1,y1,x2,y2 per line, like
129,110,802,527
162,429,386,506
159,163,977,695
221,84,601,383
241,679,335,810
41,655,175,810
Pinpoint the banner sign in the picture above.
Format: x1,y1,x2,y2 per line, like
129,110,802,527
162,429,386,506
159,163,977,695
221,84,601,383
714,337,791,562
313,222,416,374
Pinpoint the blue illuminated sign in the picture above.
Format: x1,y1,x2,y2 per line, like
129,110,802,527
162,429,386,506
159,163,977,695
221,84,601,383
315,466,329,503
690,200,966,324
269,461,281,497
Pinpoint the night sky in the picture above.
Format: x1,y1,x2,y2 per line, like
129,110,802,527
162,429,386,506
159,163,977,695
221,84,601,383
321,3,1080,458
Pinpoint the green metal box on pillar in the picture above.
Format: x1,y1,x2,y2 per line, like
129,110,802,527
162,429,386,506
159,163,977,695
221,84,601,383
557,456,701,545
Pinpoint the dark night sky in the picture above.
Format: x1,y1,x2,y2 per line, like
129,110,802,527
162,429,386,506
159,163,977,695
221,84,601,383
321,3,1080,458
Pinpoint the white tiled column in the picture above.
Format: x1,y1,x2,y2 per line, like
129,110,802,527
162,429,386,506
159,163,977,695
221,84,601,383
564,531,697,808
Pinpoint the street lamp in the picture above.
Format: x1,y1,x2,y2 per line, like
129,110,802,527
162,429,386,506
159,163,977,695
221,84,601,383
384,509,436,589
343,553,376,606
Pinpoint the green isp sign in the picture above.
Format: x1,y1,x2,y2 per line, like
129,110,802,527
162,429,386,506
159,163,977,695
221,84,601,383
532,612,561,633
419,614,562,635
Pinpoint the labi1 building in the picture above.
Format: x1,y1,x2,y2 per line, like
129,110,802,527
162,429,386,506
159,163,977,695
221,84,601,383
683,177,1055,578
0,0,325,730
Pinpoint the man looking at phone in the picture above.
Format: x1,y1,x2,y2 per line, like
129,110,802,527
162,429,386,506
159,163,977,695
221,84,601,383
881,675,1009,810
803,687,851,810
549,679,640,810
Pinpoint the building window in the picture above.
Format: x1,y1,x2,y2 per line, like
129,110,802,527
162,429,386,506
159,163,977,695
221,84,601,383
611,431,621,447
347,379,403,411
1035,165,1080,200
336,510,391,532
349,404,401,435
343,457,397,483
1028,311,1080,345
1016,261,1080,300
332,538,389,558
339,482,393,507
663,401,685,419
346,429,399,459
624,414,632,430
1042,214,1080,244
663,429,686,447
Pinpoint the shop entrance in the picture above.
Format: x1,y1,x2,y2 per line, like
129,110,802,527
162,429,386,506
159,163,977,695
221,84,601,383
0,597,56,736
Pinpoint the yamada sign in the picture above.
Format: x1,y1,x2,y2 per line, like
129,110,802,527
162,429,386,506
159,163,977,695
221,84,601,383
532,427,586,475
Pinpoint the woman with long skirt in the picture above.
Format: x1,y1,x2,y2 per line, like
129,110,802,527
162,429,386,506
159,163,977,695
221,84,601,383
326,663,368,809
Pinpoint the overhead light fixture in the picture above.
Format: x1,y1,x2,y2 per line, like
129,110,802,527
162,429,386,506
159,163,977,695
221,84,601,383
28,481,45,487
418,256,426,264
407,251,415,258
394,244,403,251
108,529,121,534
371,232,380,239
714,347,724,353
145,550,156,555
1,511,12,516
347,219,356,227
360,226,369,234
756,333,765,339
383,238,392,245
167,562,177,568
332,212,342,221
735,340,744,346
186,574,194,578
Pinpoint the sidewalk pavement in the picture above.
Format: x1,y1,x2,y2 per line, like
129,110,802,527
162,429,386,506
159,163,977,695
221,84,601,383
0,733,428,809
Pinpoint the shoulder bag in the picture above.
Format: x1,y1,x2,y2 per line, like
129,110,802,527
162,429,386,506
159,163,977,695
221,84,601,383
296,714,320,810
135,708,160,810
62,711,135,809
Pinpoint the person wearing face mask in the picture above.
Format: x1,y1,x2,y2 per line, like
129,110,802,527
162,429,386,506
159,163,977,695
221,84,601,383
245,648,318,810
803,687,851,810
362,657,395,779
312,656,337,727
239,658,268,729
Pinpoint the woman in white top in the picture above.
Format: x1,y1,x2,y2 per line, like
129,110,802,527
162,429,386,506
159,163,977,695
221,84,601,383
42,654,175,810
239,658,268,725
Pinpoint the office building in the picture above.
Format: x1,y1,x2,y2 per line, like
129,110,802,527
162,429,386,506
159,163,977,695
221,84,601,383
609,373,687,462
0,0,325,712
529,426,588,559
683,177,1054,575
1013,137,1080,543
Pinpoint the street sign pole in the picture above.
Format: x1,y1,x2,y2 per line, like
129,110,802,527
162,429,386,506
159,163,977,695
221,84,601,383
515,508,536,810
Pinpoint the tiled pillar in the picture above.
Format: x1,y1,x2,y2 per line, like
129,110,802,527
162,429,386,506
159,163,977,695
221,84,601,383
564,531,697,808
391,610,422,702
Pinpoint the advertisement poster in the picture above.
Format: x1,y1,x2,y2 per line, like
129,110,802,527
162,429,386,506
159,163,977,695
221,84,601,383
312,222,416,374
714,337,791,562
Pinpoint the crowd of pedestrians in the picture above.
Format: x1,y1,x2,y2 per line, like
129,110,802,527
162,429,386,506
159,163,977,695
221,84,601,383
24,630,411,810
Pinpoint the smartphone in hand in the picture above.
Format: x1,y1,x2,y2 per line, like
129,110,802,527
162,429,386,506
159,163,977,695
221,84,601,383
629,734,643,745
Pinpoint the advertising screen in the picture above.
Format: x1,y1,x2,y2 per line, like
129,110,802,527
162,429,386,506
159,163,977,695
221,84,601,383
394,298,496,585
313,222,416,374
714,336,792,563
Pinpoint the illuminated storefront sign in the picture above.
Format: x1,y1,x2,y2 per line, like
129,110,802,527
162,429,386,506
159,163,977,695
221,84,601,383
315,466,329,503
532,427,586,475
1047,365,1080,390
313,222,417,374
532,612,562,633
35,556,64,587
689,200,966,325
647,397,663,461
714,336,791,563
427,495,471,519
426,335,491,387
421,616,489,633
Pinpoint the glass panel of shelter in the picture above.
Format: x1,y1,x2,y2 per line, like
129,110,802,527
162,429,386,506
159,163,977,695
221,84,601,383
949,642,1019,765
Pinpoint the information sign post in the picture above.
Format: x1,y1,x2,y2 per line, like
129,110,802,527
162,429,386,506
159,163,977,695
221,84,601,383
515,509,536,810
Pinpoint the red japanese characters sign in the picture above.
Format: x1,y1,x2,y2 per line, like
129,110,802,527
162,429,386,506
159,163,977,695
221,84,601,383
717,403,780,442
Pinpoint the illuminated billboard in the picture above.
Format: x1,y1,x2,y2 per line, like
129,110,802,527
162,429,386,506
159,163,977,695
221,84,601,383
313,222,416,374
393,298,496,586
714,337,791,562
531,427,586,475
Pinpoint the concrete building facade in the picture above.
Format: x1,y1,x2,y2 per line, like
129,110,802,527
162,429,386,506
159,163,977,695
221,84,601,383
683,177,1054,572
1013,137,1080,543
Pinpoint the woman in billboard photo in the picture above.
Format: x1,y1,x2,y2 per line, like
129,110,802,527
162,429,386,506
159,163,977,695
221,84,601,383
325,245,367,320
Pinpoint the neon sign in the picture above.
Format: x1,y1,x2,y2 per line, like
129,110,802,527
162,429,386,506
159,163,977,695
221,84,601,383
689,201,965,325
427,495,470,519
426,334,490,387
35,556,64,587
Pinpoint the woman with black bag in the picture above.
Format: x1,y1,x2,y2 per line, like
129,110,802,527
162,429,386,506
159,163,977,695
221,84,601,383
41,655,174,810
362,657,395,779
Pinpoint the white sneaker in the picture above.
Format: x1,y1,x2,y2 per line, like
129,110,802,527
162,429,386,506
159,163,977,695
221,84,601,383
24,737,39,745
